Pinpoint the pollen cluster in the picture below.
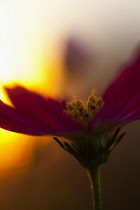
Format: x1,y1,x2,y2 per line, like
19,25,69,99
64,90,104,128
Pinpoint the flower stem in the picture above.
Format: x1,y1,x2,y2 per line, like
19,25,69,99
87,166,102,210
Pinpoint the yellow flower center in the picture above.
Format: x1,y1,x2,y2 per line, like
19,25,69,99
64,90,104,128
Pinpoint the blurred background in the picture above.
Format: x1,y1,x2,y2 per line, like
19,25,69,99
0,0,140,209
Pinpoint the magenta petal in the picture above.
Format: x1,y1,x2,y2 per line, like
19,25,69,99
121,109,140,125
0,101,49,135
93,49,140,126
4,85,82,134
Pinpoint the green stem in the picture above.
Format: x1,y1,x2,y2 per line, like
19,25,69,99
87,166,102,210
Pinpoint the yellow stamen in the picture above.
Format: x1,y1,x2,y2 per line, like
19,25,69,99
64,90,104,128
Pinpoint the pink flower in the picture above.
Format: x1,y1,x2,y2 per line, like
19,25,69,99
1,49,140,139
0,47,140,169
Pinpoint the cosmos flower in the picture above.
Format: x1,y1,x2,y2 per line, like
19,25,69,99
1,47,140,210
0,48,140,166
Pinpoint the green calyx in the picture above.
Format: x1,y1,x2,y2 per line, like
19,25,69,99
53,127,126,169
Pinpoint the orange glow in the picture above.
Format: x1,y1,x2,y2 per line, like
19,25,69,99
0,130,33,168
0,25,58,174
0,0,68,176
0,50,59,173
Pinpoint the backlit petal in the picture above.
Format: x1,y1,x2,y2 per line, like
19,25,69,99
93,49,140,127
2,85,82,134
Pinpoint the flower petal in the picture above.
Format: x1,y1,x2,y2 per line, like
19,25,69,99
0,100,47,135
121,108,140,125
2,85,82,135
93,48,140,127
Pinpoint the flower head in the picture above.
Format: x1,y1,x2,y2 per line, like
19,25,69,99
1,48,140,167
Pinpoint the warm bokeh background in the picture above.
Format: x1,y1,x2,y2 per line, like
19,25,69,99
0,1,140,209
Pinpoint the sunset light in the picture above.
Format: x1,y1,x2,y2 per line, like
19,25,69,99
0,1,60,172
